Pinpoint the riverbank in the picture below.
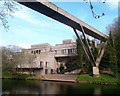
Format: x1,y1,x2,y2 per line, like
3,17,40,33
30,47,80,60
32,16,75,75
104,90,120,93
2,73,42,80
76,74,118,85
2,73,119,85
41,74,77,83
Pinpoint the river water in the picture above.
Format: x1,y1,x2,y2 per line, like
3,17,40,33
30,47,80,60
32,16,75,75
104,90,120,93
2,79,120,95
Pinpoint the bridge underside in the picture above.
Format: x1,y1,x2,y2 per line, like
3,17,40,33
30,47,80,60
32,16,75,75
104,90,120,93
17,0,108,41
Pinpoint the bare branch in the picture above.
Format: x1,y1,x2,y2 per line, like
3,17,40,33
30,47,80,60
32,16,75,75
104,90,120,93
83,0,106,19
0,0,19,31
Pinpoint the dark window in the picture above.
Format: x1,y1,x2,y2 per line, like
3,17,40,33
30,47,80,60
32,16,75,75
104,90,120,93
72,48,75,53
39,50,41,54
31,51,33,54
40,61,42,67
45,69,48,74
36,50,38,54
45,62,48,68
68,49,72,54
57,68,59,73
61,49,67,54
51,69,53,74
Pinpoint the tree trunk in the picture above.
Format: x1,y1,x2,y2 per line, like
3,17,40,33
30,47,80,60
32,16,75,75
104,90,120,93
93,66,100,77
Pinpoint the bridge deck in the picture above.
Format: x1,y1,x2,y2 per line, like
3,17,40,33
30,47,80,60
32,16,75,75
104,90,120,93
17,0,108,41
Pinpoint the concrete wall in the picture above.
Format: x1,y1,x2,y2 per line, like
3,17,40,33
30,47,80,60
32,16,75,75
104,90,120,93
34,52,58,75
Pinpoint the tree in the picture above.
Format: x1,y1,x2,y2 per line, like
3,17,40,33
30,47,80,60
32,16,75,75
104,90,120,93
83,0,106,19
0,0,19,30
13,52,25,73
76,38,90,74
13,51,36,75
76,39,84,69
59,64,64,74
1,47,15,73
76,37,99,75
27,53,36,75
105,17,120,78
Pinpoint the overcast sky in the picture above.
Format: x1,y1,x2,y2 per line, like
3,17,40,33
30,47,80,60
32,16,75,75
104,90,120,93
0,0,119,48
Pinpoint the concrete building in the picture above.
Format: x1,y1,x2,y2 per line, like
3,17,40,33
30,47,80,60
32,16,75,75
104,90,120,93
16,38,98,75
17,39,77,75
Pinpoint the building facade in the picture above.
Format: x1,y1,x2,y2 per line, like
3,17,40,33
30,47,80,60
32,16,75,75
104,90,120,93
17,39,77,75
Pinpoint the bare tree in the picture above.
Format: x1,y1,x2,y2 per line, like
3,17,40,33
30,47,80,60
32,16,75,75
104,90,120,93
13,52,24,73
27,54,36,75
83,0,106,19
13,51,36,75
0,0,19,30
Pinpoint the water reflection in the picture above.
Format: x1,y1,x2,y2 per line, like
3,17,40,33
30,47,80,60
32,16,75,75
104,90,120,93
2,79,120,95
94,88,101,95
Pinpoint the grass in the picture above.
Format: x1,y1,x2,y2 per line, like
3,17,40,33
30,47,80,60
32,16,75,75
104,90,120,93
76,74,118,84
2,72,14,78
2,72,119,84
2,72,42,80
25,75,42,80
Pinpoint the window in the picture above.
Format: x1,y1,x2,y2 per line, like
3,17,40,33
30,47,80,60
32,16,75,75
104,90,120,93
31,51,33,54
61,49,67,54
51,69,53,74
39,50,41,54
36,50,38,54
72,48,75,53
34,51,35,54
54,50,57,54
45,69,48,74
64,49,67,54
40,61,43,67
45,62,48,68
61,50,64,54
68,49,72,54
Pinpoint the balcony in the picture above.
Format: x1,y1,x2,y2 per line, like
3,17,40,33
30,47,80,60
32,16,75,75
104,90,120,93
54,53,77,57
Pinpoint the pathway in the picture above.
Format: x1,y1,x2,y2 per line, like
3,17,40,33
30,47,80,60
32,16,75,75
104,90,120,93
41,74,77,83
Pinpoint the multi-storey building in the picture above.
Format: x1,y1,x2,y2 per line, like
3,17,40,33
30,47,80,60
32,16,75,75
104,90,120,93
16,38,98,75
17,39,77,75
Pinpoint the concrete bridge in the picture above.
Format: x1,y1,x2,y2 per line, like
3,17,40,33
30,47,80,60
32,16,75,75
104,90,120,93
16,0,108,76
16,0,108,41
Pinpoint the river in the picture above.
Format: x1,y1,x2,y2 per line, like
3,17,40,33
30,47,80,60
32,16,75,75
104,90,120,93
2,79,120,95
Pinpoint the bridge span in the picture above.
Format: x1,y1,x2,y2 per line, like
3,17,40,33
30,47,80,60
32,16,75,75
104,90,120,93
16,0,108,41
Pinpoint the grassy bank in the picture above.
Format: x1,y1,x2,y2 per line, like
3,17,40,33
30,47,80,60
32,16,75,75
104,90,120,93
2,72,42,80
76,74,118,85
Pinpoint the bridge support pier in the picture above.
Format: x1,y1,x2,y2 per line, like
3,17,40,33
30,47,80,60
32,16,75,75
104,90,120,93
93,66,100,77
73,25,107,77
